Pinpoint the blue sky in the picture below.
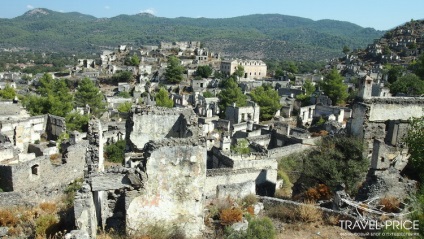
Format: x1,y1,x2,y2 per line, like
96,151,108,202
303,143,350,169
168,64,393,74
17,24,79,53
0,0,423,30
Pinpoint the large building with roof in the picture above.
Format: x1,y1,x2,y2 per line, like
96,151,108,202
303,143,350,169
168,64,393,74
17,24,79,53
220,59,267,80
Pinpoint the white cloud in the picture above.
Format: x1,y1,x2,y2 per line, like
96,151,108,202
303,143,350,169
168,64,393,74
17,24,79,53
104,5,110,10
140,8,156,15
59,10,64,13
27,5,34,9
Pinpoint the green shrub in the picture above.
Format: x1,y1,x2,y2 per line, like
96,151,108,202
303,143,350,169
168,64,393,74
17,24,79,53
316,116,326,126
226,216,276,239
299,136,367,195
117,102,132,113
245,216,276,239
241,194,258,207
117,91,131,98
64,178,83,207
231,139,250,155
203,90,214,98
105,140,126,163
35,214,59,237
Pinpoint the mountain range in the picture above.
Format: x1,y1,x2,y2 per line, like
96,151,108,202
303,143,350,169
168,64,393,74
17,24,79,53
0,8,385,61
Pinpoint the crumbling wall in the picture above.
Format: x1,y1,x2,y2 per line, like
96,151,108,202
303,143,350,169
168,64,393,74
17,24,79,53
0,192,23,207
0,115,46,152
74,184,98,238
205,168,276,198
216,181,255,199
0,144,14,162
371,139,409,171
46,114,66,140
5,142,87,192
367,97,424,121
74,119,104,239
356,169,417,201
126,138,206,238
126,106,197,150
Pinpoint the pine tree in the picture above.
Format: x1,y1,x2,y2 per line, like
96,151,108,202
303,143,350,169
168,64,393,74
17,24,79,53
74,78,106,116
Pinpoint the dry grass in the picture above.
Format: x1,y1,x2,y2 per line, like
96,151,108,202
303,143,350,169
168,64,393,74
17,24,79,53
296,201,323,223
39,202,57,214
311,130,329,137
241,194,258,207
49,153,62,165
205,196,236,220
267,204,298,222
325,215,340,226
0,200,64,238
0,208,19,227
379,196,401,213
246,205,255,215
304,184,332,202
219,207,243,225
267,202,324,224
35,214,59,238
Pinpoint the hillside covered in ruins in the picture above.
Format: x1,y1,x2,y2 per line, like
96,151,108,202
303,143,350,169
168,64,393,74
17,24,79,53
1,6,424,238
0,8,384,61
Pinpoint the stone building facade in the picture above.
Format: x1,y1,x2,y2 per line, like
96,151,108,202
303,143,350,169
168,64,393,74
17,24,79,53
220,59,267,80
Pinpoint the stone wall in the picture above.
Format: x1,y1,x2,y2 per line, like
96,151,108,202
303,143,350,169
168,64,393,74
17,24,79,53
0,115,46,152
126,138,207,238
5,142,87,192
205,168,276,198
349,97,424,154
366,97,424,121
46,114,66,140
126,106,198,150
267,143,313,159
0,192,23,207
0,144,14,162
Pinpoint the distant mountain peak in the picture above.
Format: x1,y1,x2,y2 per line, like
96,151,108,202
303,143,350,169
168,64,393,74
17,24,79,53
24,8,50,17
137,12,156,18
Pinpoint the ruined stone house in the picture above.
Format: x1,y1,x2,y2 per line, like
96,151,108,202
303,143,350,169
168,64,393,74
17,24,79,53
73,107,206,238
0,102,86,206
348,97,424,200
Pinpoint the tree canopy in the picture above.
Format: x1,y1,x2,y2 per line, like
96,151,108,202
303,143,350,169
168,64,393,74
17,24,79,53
112,71,133,83
0,84,16,99
413,54,424,79
342,45,351,54
295,136,368,195
105,140,126,163
389,73,424,96
202,91,214,98
218,77,247,117
74,78,106,117
303,79,315,96
196,65,213,78
250,84,280,121
233,65,244,79
164,56,185,83
385,64,405,84
126,54,140,66
155,88,174,108
65,112,89,132
405,116,424,180
23,74,73,117
320,69,348,105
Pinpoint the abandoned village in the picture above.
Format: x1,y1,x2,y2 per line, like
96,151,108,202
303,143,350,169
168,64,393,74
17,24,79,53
0,16,424,239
